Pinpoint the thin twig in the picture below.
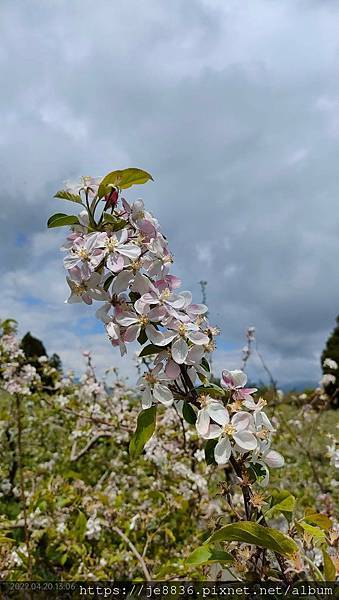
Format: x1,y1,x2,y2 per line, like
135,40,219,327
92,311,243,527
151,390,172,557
112,526,152,581
15,394,32,579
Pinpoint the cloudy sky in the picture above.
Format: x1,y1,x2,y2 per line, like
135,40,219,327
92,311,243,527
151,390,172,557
1,0,338,387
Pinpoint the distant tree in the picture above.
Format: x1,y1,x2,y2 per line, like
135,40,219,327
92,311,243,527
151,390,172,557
21,332,61,393
49,352,63,373
21,332,47,359
0,318,18,335
321,315,339,408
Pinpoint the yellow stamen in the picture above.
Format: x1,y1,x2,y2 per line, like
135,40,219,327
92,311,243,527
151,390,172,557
224,423,236,436
144,373,157,385
77,248,90,260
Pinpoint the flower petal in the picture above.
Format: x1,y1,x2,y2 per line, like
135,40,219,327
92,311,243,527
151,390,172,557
207,402,229,426
153,383,173,406
118,243,141,259
112,269,133,294
116,312,138,327
187,331,209,345
196,409,210,437
232,411,252,431
233,431,257,451
171,337,189,364
142,388,153,409
214,437,232,465
146,325,176,347
264,450,284,468
165,359,181,379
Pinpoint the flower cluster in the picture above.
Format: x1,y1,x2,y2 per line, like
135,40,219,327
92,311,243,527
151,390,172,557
195,369,284,481
55,172,283,476
0,332,40,396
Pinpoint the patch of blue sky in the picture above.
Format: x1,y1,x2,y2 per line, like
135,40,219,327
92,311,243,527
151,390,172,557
217,339,239,352
15,232,29,247
71,317,104,336
22,295,44,306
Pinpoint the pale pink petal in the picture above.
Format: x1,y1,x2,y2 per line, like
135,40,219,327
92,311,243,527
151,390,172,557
196,409,210,437
145,325,176,347
165,359,181,379
264,450,284,468
205,424,223,439
233,431,257,451
188,303,208,315
153,383,173,406
125,324,140,342
148,306,167,322
112,269,133,294
171,337,189,364
186,346,205,365
142,388,153,409
131,272,151,295
214,438,232,465
118,243,141,259
116,312,138,326
207,402,229,426
232,411,252,431
180,291,193,308
187,331,209,345
107,254,124,273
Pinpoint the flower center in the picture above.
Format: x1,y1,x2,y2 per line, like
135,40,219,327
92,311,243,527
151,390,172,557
224,424,236,436
258,398,267,409
74,283,87,295
131,259,142,272
77,248,90,260
106,238,117,253
204,340,216,353
198,394,210,408
257,428,270,440
144,373,157,385
160,288,171,301
138,315,149,326
178,324,187,337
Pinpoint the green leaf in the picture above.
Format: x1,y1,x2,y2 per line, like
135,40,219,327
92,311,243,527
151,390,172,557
247,462,267,483
0,536,15,544
196,383,225,399
265,490,296,519
139,344,163,358
102,213,128,231
74,510,87,542
182,402,197,425
137,329,148,345
54,190,82,204
299,521,326,542
60,553,68,566
205,439,218,465
102,212,116,223
187,544,234,566
208,522,298,557
104,274,114,291
98,168,153,197
129,407,157,459
322,548,336,581
47,213,80,228
201,357,210,372
304,509,333,531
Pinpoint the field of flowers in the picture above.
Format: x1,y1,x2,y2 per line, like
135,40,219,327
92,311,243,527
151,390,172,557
0,169,338,582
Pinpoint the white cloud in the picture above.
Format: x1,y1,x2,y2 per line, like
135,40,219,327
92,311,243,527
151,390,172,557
0,0,338,387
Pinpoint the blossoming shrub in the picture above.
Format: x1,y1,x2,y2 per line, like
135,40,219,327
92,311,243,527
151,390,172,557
0,321,337,580
0,167,338,580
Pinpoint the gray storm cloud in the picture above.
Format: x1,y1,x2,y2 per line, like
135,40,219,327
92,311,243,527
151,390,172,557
0,0,338,386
